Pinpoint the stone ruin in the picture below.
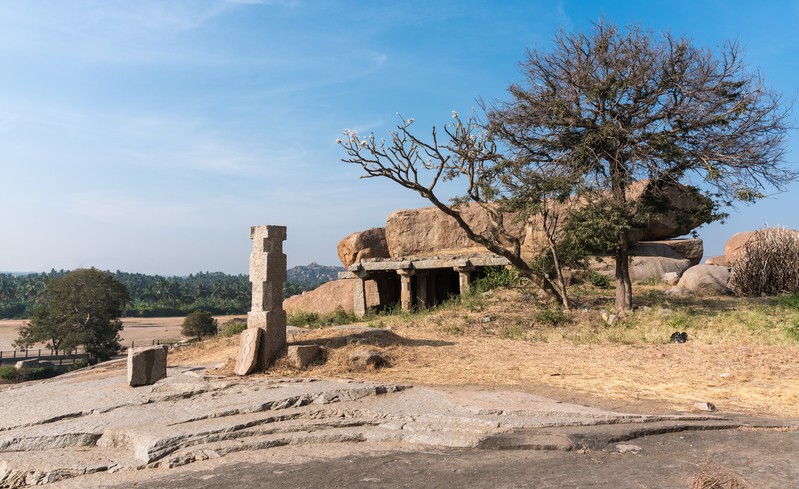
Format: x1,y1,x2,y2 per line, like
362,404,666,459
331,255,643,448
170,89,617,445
235,225,287,375
284,184,712,316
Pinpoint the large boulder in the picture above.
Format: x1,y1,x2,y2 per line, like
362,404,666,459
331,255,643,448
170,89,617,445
589,243,692,283
675,264,731,295
284,279,379,315
644,238,703,266
337,227,390,268
724,231,755,265
385,204,523,258
383,183,711,259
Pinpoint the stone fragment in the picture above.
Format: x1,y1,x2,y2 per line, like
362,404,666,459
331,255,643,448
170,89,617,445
676,265,731,295
349,349,389,370
663,272,680,286
14,359,40,369
234,328,262,376
694,401,717,412
337,227,389,268
705,255,729,266
287,345,320,369
616,444,643,454
127,345,168,387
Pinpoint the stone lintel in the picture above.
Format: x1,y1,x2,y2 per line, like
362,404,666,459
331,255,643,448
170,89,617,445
352,255,509,273
338,271,356,279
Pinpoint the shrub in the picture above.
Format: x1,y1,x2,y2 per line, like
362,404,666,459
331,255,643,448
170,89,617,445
181,310,218,339
220,318,248,337
534,306,568,326
729,227,799,296
472,267,519,293
287,310,320,328
585,270,611,289
0,366,17,381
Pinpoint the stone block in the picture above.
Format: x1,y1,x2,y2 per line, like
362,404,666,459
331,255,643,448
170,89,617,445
287,345,320,369
234,328,262,376
127,345,168,387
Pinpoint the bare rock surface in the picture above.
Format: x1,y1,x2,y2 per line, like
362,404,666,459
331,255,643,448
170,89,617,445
724,231,755,265
283,279,379,315
337,228,390,268
1,363,793,488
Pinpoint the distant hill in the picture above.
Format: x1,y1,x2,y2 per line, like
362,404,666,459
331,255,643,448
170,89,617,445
287,262,344,287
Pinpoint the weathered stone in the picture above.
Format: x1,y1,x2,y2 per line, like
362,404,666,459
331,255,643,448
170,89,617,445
676,265,731,295
590,254,691,283
349,349,389,370
14,359,40,369
705,255,730,266
287,345,320,369
337,227,389,268
284,278,380,315
234,328,262,376
724,231,755,265
127,345,168,387
663,272,680,286
245,225,288,370
694,401,717,412
644,238,704,266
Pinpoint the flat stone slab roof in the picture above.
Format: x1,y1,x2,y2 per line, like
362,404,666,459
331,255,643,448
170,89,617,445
348,254,510,273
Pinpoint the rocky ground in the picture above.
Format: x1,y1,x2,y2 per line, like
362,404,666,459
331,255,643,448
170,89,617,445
1,360,798,488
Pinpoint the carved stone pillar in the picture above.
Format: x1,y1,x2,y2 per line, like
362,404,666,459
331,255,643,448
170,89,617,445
242,225,287,372
353,270,369,318
415,271,429,310
397,269,415,311
455,266,474,296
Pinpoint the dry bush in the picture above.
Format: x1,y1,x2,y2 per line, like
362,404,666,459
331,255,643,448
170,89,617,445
690,462,747,489
728,227,799,296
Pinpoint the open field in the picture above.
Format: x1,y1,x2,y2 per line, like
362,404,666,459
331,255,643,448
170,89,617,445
0,315,245,352
171,284,799,419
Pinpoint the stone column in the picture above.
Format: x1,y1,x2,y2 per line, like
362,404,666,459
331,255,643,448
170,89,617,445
455,266,473,296
353,271,369,318
397,269,414,311
415,271,429,310
247,225,287,371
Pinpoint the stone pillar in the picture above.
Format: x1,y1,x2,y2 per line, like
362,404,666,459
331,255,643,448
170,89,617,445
415,271,429,310
455,266,473,296
246,225,287,371
397,269,414,311
353,275,368,318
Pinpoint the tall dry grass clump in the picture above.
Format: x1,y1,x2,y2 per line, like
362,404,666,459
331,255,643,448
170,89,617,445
728,227,799,296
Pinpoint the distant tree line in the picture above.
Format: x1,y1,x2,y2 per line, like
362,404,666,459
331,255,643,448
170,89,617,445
0,264,343,319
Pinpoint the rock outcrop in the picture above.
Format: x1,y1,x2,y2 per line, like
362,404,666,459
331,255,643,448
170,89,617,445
284,279,379,315
723,231,755,265
337,227,390,268
589,242,692,283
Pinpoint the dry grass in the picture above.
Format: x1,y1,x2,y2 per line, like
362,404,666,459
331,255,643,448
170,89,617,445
169,284,799,418
690,461,748,489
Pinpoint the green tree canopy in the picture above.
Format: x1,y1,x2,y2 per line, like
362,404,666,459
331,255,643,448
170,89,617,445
14,268,129,363
181,310,218,340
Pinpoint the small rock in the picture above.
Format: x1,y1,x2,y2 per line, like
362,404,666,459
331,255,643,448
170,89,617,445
616,444,642,454
349,349,389,370
606,314,619,326
694,401,717,412
481,316,492,323
15,359,40,369
287,345,320,369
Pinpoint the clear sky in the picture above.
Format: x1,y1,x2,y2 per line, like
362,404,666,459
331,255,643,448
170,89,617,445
1,0,797,275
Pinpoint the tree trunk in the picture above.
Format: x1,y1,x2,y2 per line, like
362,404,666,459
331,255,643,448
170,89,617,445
614,236,633,312
548,244,570,310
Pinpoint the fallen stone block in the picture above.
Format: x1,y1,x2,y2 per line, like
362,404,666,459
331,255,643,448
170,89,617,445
694,401,717,412
128,345,168,387
234,328,262,376
287,345,320,369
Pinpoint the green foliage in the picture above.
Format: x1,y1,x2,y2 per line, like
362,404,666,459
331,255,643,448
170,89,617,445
219,318,248,337
585,270,611,289
776,293,799,310
287,306,357,329
472,267,519,293
534,306,568,326
181,310,219,340
14,269,128,364
0,364,60,382
0,366,17,381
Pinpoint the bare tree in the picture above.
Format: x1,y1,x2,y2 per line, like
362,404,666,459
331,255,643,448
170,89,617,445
341,21,794,312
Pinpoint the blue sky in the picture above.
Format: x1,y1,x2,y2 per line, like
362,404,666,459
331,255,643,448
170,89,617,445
1,0,797,275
